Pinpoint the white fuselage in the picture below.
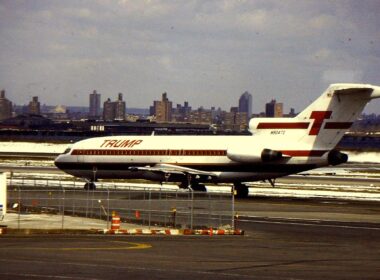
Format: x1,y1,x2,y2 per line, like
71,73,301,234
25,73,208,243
54,135,329,183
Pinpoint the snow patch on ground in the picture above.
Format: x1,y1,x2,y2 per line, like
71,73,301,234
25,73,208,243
347,151,380,163
0,141,68,154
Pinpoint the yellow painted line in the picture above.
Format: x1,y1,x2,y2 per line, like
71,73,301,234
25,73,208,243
1,241,152,251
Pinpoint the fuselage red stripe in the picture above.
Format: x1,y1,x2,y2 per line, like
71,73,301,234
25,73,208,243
324,122,353,129
257,122,353,131
257,122,310,129
71,149,227,156
71,149,327,157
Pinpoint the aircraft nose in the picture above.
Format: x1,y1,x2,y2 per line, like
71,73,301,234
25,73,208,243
54,154,63,168
54,153,70,169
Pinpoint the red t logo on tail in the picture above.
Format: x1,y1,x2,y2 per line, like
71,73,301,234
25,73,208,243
309,111,332,135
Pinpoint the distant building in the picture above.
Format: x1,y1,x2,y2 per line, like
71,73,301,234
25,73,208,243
275,103,283,117
230,106,239,114
152,92,172,122
0,90,13,120
28,96,40,115
114,93,126,120
284,108,297,117
222,109,248,132
103,93,126,121
103,98,114,121
172,101,192,122
265,99,283,117
89,90,101,119
238,91,252,121
188,107,213,124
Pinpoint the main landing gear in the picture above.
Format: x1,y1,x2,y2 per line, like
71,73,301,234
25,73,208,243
84,181,96,190
178,181,207,192
178,174,208,192
268,178,276,187
190,182,207,192
233,182,249,198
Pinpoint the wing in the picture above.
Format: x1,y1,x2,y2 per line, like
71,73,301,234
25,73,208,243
129,163,217,180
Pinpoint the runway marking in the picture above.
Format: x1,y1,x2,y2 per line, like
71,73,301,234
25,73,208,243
0,241,152,251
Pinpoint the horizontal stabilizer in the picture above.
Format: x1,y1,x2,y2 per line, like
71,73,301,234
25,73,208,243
332,84,380,100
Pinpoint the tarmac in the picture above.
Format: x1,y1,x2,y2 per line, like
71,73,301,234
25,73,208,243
0,213,243,236
1,198,380,279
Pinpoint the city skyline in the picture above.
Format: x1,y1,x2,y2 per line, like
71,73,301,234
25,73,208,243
3,88,290,116
1,1,380,113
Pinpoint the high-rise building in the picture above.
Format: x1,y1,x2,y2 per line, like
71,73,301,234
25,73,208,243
265,99,283,117
275,103,283,117
89,90,101,119
28,96,40,115
102,93,126,121
173,101,192,122
0,89,13,120
238,91,252,121
103,98,114,121
114,93,126,120
152,92,172,122
188,107,213,124
222,107,248,131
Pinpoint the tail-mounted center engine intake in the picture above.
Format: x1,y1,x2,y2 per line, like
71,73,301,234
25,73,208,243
227,148,283,163
328,150,348,166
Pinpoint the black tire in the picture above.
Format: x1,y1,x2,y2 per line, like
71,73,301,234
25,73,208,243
84,182,96,190
191,183,207,192
234,183,249,198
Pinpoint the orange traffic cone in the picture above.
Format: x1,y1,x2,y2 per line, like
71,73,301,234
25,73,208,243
111,212,120,230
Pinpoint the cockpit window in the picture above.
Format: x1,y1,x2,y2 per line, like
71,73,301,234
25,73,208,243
63,147,72,154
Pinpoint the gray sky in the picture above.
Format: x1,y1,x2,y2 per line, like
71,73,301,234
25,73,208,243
1,0,380,113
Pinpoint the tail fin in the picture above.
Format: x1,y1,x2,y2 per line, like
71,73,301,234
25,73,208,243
250,83,380,151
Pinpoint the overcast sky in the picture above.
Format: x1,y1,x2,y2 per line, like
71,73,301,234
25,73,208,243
1,0,380,113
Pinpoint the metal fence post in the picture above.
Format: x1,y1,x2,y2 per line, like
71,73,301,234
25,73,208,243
61,187,65,230
72,188,76,216
107,187,110,229
9,171,13,189
90,189,95,218
219,193,222,227
148,190,151,229
17,187,21,229
208,193,211,228
85,188,89,218
231,185,235,230
190,190,194,230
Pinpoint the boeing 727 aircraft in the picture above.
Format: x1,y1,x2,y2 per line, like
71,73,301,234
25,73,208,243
55,83,380,197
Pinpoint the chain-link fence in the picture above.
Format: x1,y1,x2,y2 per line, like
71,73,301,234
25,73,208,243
5,177,235,230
